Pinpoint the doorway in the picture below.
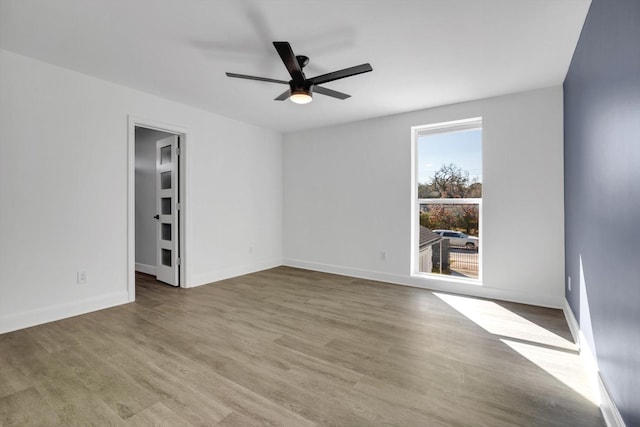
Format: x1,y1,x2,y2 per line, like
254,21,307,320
127,117,188,300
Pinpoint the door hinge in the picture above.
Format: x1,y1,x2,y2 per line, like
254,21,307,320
176,147,181,156
176,257,181,266
176,202,181,211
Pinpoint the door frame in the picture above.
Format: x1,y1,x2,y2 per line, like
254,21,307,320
127,115,189,301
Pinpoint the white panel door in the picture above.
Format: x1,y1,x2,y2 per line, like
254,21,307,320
155,135,180,286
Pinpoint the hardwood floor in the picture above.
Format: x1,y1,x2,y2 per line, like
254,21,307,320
1,267,604,426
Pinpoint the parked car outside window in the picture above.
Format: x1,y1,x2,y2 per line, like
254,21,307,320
433,229,479,250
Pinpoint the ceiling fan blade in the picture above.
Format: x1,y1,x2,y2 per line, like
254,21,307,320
313,85,351,100
273,41,305,85
226,72,288,85
309,63,372,85
274,90,290,101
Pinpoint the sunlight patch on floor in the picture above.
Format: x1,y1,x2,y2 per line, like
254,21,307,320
433,292,600,405
501,338,599,404
433,292,574,349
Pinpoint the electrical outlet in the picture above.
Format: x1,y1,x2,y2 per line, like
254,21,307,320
567,276,571,291
77,271,88,284
381,251,387,261
249,246,254,254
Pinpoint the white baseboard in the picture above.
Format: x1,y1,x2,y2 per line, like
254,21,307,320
0,291,129,335
283,258,563,308
190,258,283,288
135,263,156,276
562,299,580,344
599,375,626,427
563,299,625,427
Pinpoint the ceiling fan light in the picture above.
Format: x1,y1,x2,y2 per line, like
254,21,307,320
290,90,312,104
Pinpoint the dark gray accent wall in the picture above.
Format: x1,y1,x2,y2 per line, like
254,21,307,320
564,0,640,424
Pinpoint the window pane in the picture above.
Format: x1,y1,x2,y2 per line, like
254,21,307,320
419,203,480,279
160,145,172,165
161,223,171,241
417,128,482,198
161,249,172,267
161,198,172,215
160,171,171,189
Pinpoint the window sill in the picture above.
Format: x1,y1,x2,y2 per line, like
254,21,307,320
411,271,483,287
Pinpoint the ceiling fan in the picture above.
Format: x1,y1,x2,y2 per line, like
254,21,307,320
225,41,372,104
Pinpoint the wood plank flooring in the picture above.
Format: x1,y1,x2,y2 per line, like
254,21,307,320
1,267,604,426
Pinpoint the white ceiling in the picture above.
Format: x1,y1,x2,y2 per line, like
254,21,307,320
0,0,590,133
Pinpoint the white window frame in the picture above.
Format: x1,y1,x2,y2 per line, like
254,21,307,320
410,117,483,283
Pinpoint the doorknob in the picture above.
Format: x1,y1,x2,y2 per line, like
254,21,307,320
153,214,160,220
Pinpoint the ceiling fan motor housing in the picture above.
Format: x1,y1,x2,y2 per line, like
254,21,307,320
290,80,313,95
289,81,313,104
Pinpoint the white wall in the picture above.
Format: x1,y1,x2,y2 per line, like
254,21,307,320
0,47,565,334
0,49,283,333
283,87,565,307
134,127,174,272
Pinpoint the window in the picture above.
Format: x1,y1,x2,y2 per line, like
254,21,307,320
412,118,482,281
